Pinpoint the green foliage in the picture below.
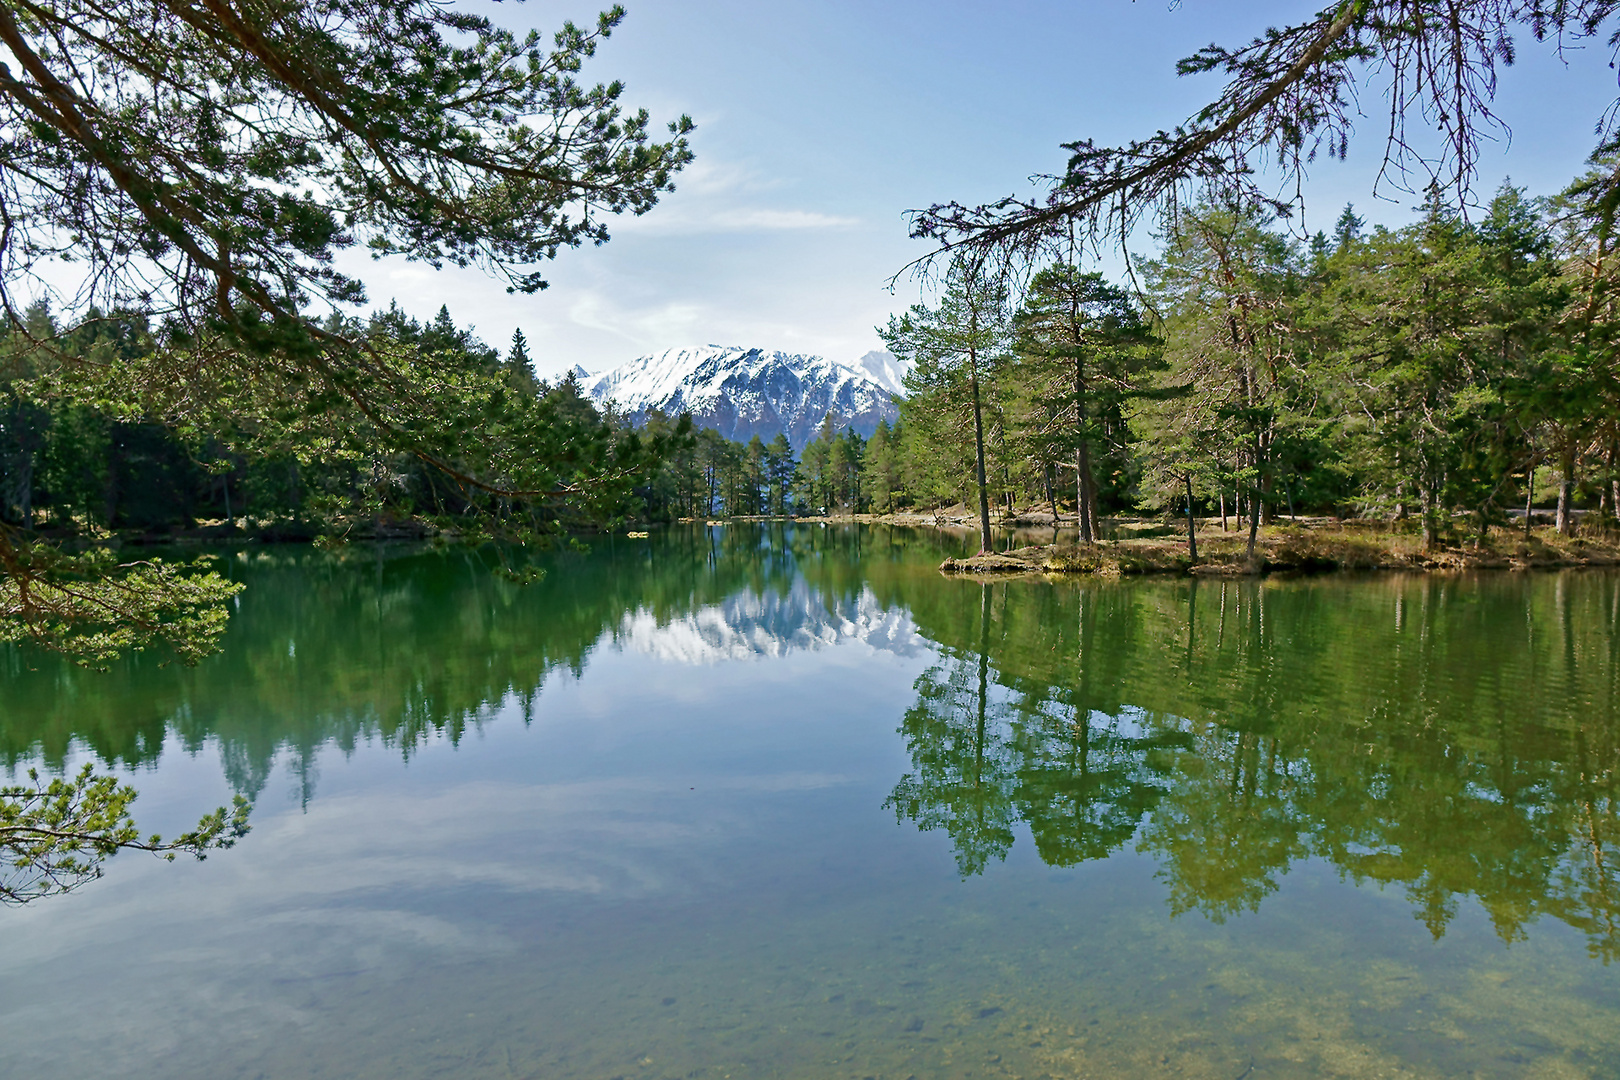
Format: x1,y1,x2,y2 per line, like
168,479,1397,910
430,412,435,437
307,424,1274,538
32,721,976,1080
884,258,1012,547
893,571,1620,957
1,763,251,905
0,0,695,664
1012,263,1160,536
0,303,695,662
0,541,243,669
882,175,1620,548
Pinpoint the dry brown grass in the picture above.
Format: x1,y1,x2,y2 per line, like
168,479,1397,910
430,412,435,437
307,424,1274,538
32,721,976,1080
939,520,1620,578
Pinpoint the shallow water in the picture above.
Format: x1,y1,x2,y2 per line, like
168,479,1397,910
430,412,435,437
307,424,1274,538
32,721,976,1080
3,524,1618,1079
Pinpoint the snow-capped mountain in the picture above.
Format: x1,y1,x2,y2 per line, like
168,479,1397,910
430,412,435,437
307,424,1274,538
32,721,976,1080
579,346,906,450
613,581,926,665
854,349,908,396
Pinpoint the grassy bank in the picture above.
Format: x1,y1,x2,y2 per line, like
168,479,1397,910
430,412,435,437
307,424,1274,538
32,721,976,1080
932,518,1620,577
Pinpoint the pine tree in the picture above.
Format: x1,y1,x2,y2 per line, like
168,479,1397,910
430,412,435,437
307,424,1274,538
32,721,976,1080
1012,264,1158,541
764,434,796,515
0,1,696,663
883,257,1010,552
505,330,539,396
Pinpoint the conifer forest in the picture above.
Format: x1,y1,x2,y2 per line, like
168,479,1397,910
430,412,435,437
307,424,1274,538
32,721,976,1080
7,180,1613,553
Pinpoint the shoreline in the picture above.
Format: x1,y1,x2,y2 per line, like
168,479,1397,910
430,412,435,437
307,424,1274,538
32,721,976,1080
931,527,1620,578
21,512,1620,577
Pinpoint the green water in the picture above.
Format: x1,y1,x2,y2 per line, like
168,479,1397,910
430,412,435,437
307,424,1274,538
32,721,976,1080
2,525,1617,1079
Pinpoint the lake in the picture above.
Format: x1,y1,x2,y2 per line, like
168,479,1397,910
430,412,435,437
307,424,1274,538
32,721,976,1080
2,524,1618,1079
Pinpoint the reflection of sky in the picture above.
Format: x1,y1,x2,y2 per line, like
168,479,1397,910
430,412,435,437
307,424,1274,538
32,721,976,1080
0,627,944,1077
5,577,1620,1078
6,625,1608,1080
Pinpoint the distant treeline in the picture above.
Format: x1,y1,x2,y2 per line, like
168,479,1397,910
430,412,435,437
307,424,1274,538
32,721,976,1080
0,298,908,528
12,176,1620,537
643,177,1620,538
0,299,914,529
0,302,646,535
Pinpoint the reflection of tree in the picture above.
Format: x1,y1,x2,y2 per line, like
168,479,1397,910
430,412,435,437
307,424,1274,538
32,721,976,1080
1013,705,1180,867
1005,584,1188,866
888,583,1184,875
8,529,1619,956
1135,728,1306,922
886,584,1018,875
0,523,960,904
897,572,1620,958
0,525,961,802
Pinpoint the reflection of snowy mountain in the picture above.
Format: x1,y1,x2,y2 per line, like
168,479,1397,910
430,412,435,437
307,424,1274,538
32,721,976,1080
580,346,905,450
614,582,924,664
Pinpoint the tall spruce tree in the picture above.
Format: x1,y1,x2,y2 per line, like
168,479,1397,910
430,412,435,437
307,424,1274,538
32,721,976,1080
883,257,1009,552
1012,264,1158,541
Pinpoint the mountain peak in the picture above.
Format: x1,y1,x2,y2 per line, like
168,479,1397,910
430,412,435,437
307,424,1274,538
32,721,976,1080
581,346,907,450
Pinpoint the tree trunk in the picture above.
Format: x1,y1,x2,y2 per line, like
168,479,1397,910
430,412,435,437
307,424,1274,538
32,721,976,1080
1185,473,1199,561
1245,492,1260,563
968,355,993,554
1077,441,1097,542
1219,490,1227,532
1525,465,1535,539
1245,428,1262,561
1421,479,1440,550
1556,446,1575,536
1074,354,1095,543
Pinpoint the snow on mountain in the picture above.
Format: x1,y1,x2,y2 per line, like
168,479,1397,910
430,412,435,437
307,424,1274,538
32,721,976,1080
581,345,907,450
855,350,908,396
613,581,926,665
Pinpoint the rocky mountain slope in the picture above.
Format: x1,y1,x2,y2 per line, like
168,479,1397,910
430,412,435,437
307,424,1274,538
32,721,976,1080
578,346,905,449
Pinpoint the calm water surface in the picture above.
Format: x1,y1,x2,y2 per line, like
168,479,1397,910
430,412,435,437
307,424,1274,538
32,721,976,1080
2,525,1618,1079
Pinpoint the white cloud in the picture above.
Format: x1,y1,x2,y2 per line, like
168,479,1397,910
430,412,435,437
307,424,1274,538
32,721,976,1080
613,203,858,236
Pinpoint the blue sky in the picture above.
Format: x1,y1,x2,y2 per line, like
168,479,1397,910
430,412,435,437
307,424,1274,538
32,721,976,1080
341,2,1620,377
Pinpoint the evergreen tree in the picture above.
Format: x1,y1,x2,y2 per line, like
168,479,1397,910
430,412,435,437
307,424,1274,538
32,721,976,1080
1012,264,1158,541
1140,201,1302,559
883,257,1010,552
764,434,796,515
0,0,694,664
862,420,902,513
505,330,539,396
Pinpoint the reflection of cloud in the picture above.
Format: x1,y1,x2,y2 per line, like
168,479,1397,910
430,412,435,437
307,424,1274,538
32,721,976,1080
261,907,509,955
616,584,927,665
0,771,834,1070
0,769,861,972
244,779,722,901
